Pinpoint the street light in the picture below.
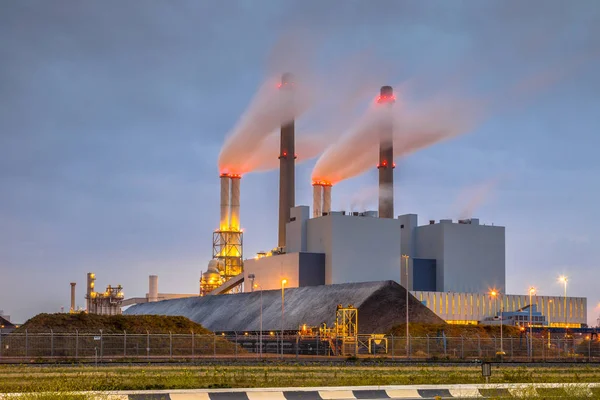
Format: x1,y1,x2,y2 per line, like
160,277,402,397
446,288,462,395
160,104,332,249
401,254,410,358
547,299,553,349
559,276,568,331
529,287,536,359
490,290,505,356
253,283,263,358
281,279,287,359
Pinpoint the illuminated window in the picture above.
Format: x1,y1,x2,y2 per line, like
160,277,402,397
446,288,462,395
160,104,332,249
470,294,473,315
452,295,456,315
445,293,449,315
570,300,573,319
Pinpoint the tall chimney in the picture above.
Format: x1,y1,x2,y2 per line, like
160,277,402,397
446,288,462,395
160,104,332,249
322,183,332,214
377,85,395,219
70,282,76,313
230,175,241,231
220,174,231,230
149,275,158,302
278,72,296,250
86,272,95,313
312,183,323,218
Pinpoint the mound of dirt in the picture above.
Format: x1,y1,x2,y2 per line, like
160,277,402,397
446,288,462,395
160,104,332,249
15,312,213,334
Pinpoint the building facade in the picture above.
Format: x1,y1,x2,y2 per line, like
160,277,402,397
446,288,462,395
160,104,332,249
399,214,505,293
411,290,587,328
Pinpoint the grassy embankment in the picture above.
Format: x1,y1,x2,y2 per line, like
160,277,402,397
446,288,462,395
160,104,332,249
1,363,600,394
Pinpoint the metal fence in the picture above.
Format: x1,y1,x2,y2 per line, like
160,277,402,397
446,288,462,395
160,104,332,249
0,331,599,362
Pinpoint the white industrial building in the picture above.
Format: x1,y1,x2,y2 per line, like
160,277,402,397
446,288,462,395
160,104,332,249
398,214,505,293
242,206,587,327
244,206,402,291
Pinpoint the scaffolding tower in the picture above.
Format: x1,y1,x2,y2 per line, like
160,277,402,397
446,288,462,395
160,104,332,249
335,304,358,356
211,229,243,293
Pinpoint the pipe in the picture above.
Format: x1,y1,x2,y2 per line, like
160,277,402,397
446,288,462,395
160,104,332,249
278,72,295,250
312,183,322,218
322,184,332,214
230,175,241,231
70,282,76,313
220,174,231,230
86,273,95,313
377,85,395,219
149,275,158,302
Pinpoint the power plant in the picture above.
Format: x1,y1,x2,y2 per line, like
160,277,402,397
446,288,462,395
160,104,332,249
84,273,124,315
51,76,586,335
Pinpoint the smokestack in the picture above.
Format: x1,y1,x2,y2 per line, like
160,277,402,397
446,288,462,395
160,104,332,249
312,183,322,218
278,72,296,250
377,85,395,219
149,275,158,302
322,183,332,214
220,174,231,230
230,175,241,231
86,272,95,312
70,282,76,313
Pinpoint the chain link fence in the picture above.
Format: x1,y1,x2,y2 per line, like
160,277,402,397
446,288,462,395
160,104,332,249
0,331,598,362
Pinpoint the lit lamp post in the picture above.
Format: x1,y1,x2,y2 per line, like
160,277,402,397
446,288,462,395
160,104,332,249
529,287,536,358
401,254,410,358
281,279,287,359
559,276,568,331
490,290,505,356
547,299,553,349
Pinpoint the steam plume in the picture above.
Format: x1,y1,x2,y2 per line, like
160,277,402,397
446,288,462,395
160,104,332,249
453,178,502,220
218,30,391,176
312,91,483,184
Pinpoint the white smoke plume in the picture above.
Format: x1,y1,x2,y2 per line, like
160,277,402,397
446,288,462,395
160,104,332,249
452,178,503,220
344,182,393,213
218,29,391,176
311,89,484,184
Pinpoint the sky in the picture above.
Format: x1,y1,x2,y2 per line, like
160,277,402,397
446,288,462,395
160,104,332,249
1,0,599,325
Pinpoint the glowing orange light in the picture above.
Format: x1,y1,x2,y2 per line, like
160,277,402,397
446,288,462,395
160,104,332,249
529,287,536,295
376,94,396,104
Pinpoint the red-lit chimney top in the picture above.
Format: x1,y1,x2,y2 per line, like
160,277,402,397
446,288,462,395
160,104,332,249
377,85,395,104
278,72,295,89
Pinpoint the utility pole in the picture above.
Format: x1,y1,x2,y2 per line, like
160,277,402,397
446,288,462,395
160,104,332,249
402,254,410,358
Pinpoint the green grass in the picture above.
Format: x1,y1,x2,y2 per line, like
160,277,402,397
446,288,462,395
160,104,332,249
1,363,600,394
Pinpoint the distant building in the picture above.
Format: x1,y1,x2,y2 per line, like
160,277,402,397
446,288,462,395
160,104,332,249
0,315,16,332
412,291,586,328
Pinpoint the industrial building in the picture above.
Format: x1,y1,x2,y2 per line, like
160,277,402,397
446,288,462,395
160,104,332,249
85,272,124,315
123,79,589,332
412,291,587,328
399,214,505,293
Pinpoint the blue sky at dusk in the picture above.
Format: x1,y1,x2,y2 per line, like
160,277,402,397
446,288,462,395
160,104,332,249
1,0,599,324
